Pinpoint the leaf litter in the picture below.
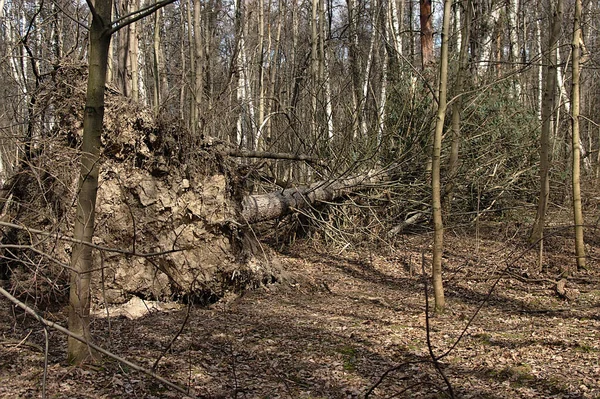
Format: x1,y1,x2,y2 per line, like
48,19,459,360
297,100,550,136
0,221,599,399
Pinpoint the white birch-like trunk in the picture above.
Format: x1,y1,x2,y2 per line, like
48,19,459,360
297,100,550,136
255,0,266,150
193,0,203,135
390,0,403,57
536,19,543,120
478,8,500,75
507,0,521,95
361,0,378,138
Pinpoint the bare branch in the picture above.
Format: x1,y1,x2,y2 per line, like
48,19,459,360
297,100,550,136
0,221,188,258
0,286,201,399
109,0,178,34
225,149,326,165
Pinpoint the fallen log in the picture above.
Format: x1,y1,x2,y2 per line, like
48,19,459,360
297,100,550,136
241,169,386,223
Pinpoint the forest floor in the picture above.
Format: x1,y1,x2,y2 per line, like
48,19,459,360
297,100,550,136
1,214,599,399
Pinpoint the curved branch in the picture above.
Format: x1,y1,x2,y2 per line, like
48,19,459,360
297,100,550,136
0,286,202,399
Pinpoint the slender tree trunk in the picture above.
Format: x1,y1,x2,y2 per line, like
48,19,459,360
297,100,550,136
256,0,266,149
265,2,282,146
530,0,562,245
311,0,319,142
507,0,521,95
347,0,361,139
571,0,586,270
68,0,112,365
389,0,403,58
361,0,378,138
186,0,196,133
431,0,452,313
152,9,161,116
193,0,203,135
323,0,334,141
128,0,140,102
445,0,471,212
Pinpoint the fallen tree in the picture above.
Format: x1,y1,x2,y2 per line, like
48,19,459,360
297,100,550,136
0,66,393,305
241,169,388,224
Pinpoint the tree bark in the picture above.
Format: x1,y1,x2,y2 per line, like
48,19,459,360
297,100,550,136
530,0,562,245
419,0,433,70
431,0,452,314
571,0,586,270
444,0,471,212
68,0,113,365
241,170,385,224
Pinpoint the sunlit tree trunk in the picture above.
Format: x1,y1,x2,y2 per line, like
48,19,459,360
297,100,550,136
507,0,521,95
431,0,452,313
361,0,378,138
68,0,113,365
193,0,203,135
347,0,361,139
186,0,196,133
311,0,319,142
530,0,561,245
389,0,403,58
445,0,471,212
256,0,266,149
323,0,334,141
152,9,161,116
571,0,586,270
128,0,140,102
419,0,433,69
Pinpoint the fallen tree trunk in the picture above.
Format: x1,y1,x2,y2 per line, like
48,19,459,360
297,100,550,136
241,169,386,223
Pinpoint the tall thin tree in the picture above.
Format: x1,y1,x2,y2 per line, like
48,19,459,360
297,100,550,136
431,0,452,313
530,0,562,250
571,0,586,270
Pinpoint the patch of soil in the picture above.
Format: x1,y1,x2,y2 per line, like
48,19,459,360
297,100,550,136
1,223,599,398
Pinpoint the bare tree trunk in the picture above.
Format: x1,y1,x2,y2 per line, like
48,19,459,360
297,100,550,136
256,0,266,149
186,0,196,133
419,0,433,70
152,9,161,116
68,0,112,365
68,0,177,365
323,0,334,141
193,0,203,135
389,0,403,58
507,0,521,95
128,0,140,102
445,0,471,212
530,0,562,245
311,0,319,142
347,0,361,139
431,0,452,313
571,0,586,270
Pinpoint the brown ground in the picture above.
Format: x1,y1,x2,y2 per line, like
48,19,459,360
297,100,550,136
1,220,599,399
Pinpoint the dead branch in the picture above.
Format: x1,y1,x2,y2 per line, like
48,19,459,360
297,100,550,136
225,149,326,166
0,285,201,399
